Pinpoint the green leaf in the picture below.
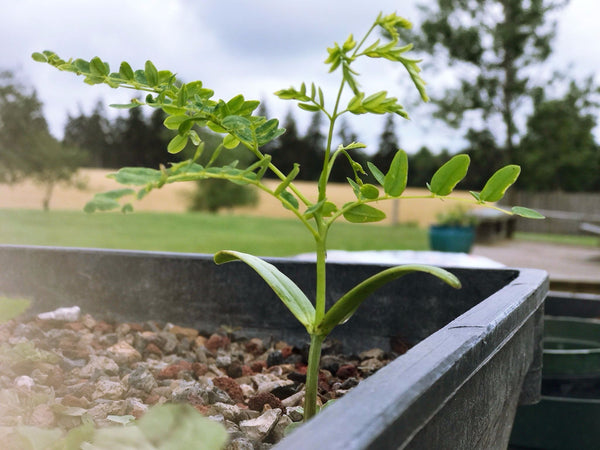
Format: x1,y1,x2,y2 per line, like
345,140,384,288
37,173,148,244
429,154,470,196
346,177,361,197
222,115,254,144
136,404,228,450
479,165,521,202
280,190,299,210
383,149,408,197
90,57,109,76
321,201,338,217
84,188,135,213
163,114,189,130
110,168,162,185
144,60,159,86
343,203,386,223
274,164,300,196
298,103,320,112
109,102,138,109
368,162,385,185
214,251,315,331
360,184,380,200
119,61,134,80
223,134,240,149
168,134,189,154
0,297,30,323
317,264,460,336
256,118,285,146
31,52,47,62
512,206,545,219
15,426,63,450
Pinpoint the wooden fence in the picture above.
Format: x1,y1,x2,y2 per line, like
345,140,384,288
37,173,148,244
502,191,600,234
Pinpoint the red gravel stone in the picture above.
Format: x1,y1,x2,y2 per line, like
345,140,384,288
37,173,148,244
205,334,230,352
280,345,293,359
248,392,283,411
213,377,245,404
157,360,193,379
244,338,265,356
144,343,163,356
93,321,114,334
250,361,266,373
192,362,208,377
336,364,358,380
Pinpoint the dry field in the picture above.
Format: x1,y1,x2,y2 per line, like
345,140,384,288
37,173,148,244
0,168,476,227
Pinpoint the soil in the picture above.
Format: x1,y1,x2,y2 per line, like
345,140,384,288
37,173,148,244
0,308,402,449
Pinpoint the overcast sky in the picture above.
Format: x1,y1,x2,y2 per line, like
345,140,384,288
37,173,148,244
2,0,599,155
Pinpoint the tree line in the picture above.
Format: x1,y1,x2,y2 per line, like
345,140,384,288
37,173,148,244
2,0,599,214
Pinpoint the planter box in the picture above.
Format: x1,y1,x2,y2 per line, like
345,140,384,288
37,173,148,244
510,292,600,450
0,245,547,449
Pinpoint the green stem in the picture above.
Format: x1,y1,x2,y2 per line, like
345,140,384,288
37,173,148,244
304,333,325,421
314,235,328,323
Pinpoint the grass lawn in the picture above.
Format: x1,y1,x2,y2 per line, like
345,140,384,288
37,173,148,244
0,209,428,257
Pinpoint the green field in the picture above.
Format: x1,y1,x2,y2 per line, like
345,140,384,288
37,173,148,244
0,209,428,257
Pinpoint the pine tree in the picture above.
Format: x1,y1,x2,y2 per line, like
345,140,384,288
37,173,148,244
63,101,112,168
372,115,399,172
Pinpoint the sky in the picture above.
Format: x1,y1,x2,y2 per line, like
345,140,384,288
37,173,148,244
2,0,599,155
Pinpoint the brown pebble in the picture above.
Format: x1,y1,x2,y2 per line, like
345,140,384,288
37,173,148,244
248,392,283,411
144,343,163,356
227,361,244,378
64,322,85,332
157,360,193,379
205,334,230,352
213,376,245,404
244,338,265,356
93,321,114,334
192,362,208,377
62,394,90,408
168,325,199,341
336,364,358,380
250,361,266,373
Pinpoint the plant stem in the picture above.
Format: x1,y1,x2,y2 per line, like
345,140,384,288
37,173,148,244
304,333,325,421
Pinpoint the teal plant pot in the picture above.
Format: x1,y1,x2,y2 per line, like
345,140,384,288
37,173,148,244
429,225,475,253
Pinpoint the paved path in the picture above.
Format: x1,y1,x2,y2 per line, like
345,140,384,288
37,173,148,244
472,240,599,284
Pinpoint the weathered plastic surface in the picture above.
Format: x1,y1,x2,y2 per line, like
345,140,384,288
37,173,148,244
0,245,548,449
543,316,600,378
510,292,600,450
511,397,600,450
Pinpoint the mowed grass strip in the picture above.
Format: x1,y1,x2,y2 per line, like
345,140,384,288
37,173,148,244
0,209,427,257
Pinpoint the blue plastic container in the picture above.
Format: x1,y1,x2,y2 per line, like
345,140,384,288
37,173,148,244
429,225,475,253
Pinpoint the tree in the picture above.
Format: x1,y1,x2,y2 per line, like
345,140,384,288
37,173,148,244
517,80,600,191
0,71,85,209
410,0,567,160
0,71,49,183
372,115,399,171
459,128,505,190
329,118,367,182
299,112,326,180
407,146,440,188
63,101,112,167
268,110,305,179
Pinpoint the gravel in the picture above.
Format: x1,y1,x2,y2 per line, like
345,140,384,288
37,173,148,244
0,307,399,448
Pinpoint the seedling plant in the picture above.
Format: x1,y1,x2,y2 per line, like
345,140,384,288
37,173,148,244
33,11,542,422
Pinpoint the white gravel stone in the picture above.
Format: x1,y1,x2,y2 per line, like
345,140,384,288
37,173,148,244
38,306,81,322
239,408,281,442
